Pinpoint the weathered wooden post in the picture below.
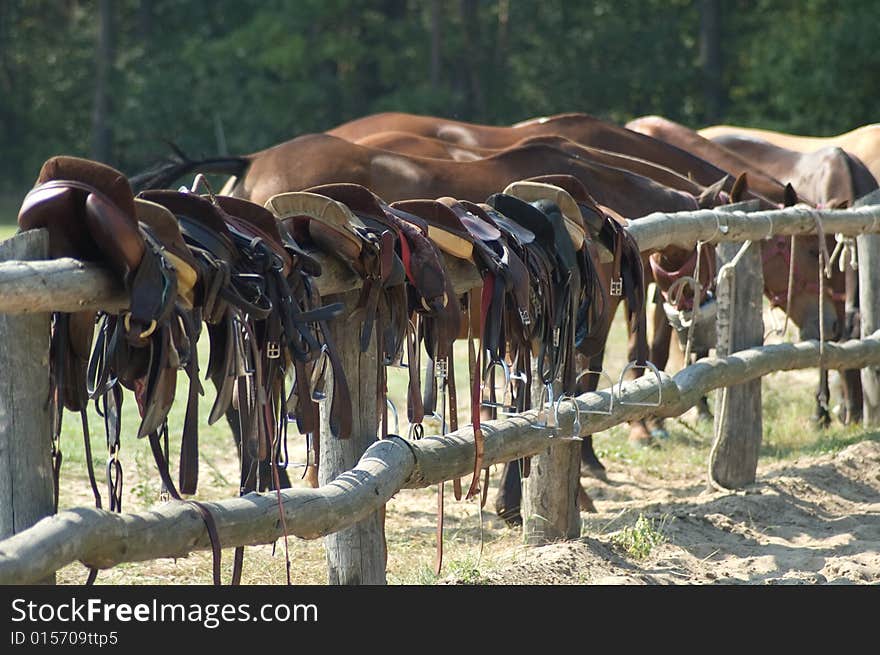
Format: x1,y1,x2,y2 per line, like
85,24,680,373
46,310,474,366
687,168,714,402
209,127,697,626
711,223,765,488
522,370,581,545
0,230,55,583
855,193,880,426
318,290,386,584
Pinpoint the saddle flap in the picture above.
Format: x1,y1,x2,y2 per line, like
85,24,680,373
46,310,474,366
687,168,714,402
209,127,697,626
477,203,536,245
389,199,474,260
436,197,503,243
84,191,145,277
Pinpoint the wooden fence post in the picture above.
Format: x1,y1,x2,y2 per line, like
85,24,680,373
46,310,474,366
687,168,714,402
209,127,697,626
857,235,880,425
522,371,581,545
711,235,764,488
854,193,880,426
0,230,55,583
318,290,386,584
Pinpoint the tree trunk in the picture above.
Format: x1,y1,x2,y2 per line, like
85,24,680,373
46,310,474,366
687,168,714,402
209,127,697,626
430,0,442,88
91,0,115,164
699,0,724,122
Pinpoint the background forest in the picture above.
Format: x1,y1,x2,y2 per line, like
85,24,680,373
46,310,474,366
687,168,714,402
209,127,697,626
1,0,878,202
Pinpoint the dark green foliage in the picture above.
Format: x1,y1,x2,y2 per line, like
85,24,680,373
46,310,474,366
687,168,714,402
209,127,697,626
0,0,877,203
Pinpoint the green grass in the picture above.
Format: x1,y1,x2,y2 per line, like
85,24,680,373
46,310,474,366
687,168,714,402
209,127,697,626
610,513,670,560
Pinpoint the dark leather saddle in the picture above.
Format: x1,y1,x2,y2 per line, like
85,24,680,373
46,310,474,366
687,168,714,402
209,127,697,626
519,174,647,365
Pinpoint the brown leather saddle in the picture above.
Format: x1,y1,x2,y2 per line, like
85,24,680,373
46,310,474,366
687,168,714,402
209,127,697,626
17,156,223,583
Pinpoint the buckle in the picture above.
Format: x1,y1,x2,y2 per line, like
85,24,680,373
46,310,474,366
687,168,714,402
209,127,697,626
609,277,623,296
266,341,281,359
518,307,531,326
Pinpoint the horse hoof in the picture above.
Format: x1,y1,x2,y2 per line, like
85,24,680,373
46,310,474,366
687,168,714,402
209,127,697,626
578,487,597,513
645,418,669,440
649,427,670,440
810,412,832,429
581,455,609,482
496,506,522,528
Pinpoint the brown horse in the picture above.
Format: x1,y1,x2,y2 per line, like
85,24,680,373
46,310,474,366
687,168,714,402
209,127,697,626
628,115,868,425
357,131,713,197
698,123,880,181
328,111,741,190
705,132,878,424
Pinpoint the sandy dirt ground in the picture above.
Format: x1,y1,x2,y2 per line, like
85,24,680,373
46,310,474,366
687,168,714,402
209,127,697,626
467,440,880,585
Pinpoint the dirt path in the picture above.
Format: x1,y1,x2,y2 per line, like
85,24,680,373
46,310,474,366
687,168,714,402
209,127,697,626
472,440,880,585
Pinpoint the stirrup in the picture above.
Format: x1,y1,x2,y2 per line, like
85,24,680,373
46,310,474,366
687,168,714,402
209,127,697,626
617,361,663,407
551,394,583,441
480,360,512,411
532,382,556,429
386,398,399,434
575,369,614,415
498,368,528,416
309,345,330,402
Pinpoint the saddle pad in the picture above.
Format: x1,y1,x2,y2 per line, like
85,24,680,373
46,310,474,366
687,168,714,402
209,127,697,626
264,191,363,261
502,180,586,249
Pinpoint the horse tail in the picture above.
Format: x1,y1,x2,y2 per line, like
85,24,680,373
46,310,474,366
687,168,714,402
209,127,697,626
129,144,250,192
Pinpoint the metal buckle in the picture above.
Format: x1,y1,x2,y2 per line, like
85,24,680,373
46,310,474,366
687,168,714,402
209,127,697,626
551,394,583,441
617,361,663,407
610,277,623,296
266,341,281,359
518,307,531,326
575,369,614,415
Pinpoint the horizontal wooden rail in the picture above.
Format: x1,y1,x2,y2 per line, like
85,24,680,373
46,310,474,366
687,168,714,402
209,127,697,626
2,331,879,584
2,204,880,314
0,235,482,315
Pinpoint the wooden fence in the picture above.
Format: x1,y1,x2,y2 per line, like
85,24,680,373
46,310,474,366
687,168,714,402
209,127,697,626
1,201,880,584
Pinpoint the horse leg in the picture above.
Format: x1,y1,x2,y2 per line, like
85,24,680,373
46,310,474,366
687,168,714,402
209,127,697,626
643,295,673,439
840,266,863,424
692,348,713,422
577,348,609,482
624,304,653,445
813,368,832,428
494,460,523,527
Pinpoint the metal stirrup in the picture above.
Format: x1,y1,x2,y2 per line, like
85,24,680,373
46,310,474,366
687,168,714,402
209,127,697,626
551,394,583,441
575,369,614,416
532,382,556,429
480,360,512,411
618,361,663,407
